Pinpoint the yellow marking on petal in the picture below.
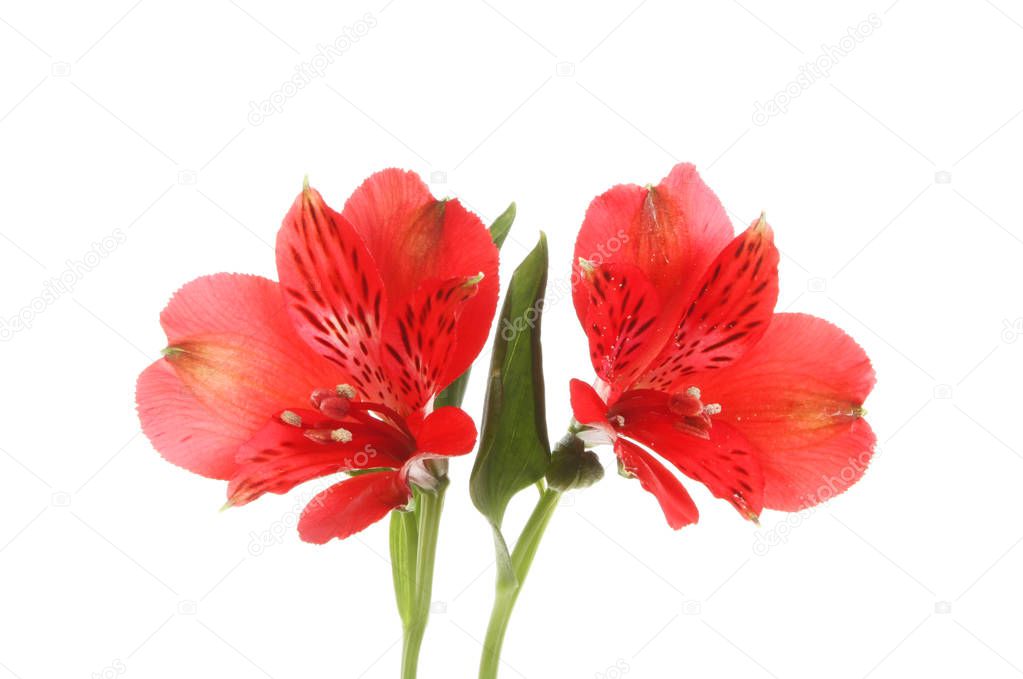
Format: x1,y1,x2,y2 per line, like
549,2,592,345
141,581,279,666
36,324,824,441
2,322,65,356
578,257,596,278
161,345,187,359
755,211,768,231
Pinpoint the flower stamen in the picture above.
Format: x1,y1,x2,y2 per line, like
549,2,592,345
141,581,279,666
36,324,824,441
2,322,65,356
669,386,721,439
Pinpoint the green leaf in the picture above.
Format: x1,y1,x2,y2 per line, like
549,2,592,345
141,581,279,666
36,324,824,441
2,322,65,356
435,202,517,410
488,202,516,250
470,233,551,527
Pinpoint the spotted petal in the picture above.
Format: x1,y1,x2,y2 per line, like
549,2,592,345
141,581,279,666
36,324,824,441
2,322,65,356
642,216,779,392
381,276,482,409
276,187,395,407
577,263,665,394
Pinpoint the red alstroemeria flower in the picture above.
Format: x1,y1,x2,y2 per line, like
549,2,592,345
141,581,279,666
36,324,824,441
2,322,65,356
570,163,875,529
136,169,499,543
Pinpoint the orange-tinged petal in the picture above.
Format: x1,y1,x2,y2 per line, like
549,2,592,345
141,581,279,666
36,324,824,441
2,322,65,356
136,360,247,479
697,313,876,510
572,163,733,331
141,274,344,476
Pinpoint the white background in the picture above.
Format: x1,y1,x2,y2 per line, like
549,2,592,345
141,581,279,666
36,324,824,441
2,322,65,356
1,1,1021,677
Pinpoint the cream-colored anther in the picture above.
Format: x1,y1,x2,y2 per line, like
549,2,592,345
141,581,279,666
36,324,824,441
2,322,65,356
280,410,302,427
330,428,353,443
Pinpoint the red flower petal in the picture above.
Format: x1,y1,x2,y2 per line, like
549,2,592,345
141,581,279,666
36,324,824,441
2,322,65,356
276,187,397,407
143,274,341,472
641,216,779,392
381,276,482,410
227,409,408,506
569,379,610,426
577,263,664,393
136,360,248,479
697,313,876,510
298,470,411,543
615,439,699,529
622,412,765,520
411,406,478,457
573,163,733,329
342,169,499,390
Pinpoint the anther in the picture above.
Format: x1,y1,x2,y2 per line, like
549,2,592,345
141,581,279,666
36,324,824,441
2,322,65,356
330,428,353,443
685,386,701,399
280,410,302,427
336,384,356,399
703,403,722,416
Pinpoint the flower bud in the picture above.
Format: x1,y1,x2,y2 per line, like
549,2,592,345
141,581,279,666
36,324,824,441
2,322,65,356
545,434,604,491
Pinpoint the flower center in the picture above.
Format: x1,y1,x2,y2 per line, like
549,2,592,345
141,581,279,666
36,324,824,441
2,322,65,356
279,384,415,453
668,386,721,439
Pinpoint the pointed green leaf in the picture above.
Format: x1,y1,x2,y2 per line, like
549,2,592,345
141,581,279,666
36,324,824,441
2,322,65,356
435,202,517,410
488,202,516,250
470,234,551,527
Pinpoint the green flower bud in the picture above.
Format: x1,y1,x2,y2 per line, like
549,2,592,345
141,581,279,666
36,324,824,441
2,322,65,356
545,434,604,491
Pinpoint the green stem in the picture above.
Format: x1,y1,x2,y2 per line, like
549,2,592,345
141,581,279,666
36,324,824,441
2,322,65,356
479,488,561,679
400,479,448,679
